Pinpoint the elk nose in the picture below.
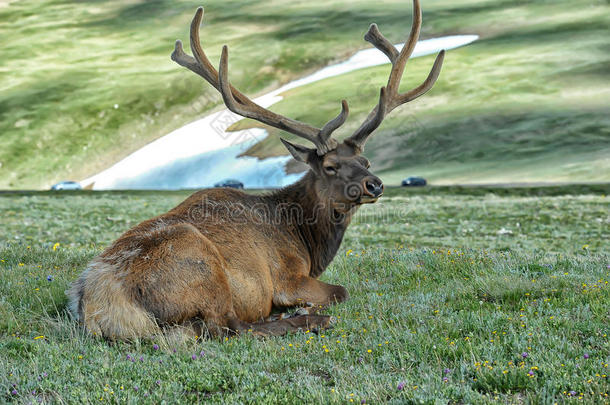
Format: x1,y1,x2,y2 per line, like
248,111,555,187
363,176,384,198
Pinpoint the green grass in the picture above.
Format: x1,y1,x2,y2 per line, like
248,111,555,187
2,0,609,189
1,187,609,403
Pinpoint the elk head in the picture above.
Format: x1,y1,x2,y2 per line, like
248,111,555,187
171,0,444,209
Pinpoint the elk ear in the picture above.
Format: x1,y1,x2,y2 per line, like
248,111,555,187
280,138,315,163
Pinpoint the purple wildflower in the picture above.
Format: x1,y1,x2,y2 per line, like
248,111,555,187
569,391,577,396
134,386,139,391
443,368,451,374
583,353,589,359
126,354,132,361
156,380,161,386
443,377,449,382
139,356,144,362
397,381,406,391
11,389,17,395
528,370,534,376
42,372,47,378
191,354,197,360
153,344,159,350
521,352,528,358
47,275,53,282
361,400,366,404
200,350,205,357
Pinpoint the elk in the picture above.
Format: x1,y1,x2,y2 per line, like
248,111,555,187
68,0,444,339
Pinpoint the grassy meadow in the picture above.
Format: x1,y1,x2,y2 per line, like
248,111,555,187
1,0,609,189
1,186,608,403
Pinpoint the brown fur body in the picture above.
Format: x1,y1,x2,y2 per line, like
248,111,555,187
68,171,354,339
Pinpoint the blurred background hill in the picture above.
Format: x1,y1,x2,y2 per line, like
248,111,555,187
1,0,608,189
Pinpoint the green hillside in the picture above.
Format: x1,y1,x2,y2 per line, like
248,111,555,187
235,0,610,184
1,0,608,188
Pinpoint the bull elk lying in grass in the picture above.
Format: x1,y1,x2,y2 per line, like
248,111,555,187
68,0,444,340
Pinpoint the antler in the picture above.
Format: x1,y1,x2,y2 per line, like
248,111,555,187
171,7,348,155
344,0,445,152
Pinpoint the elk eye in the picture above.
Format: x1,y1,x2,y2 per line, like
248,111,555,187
324,166,337,175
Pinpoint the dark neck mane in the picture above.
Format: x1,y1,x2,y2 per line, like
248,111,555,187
266,171,355,278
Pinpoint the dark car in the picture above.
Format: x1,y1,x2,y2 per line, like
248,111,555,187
213,179,244,189
51,181,82,190
401,176,427,187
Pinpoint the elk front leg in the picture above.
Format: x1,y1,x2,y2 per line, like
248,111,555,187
274,276,349,308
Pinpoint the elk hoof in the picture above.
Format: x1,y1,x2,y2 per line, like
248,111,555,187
309,315,336,334
332,286,349,303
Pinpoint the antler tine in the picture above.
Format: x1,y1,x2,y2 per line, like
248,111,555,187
347,87,388,149
386,0,421,96
364,24,398,65
172,6,348,154
318,100,349,152
171,8,218,86
217,46,242,113
189,7,218,85
345,0,444,152
396,50,445,105
217,46,272,124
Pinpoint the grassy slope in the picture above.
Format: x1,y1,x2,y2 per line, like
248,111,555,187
1,188,608,403
1,0,608,189
0,0,475,189
235,0,610,184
